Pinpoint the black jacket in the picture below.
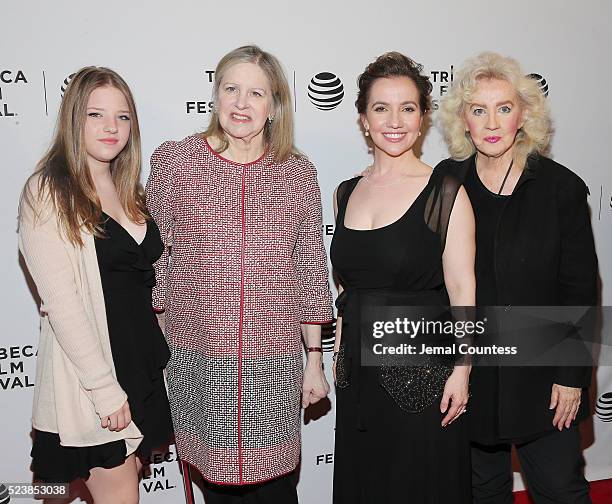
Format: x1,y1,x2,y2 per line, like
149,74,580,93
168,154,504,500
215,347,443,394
436,154,598,441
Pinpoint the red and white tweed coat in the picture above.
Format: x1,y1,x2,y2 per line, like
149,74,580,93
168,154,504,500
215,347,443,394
145,135,333,484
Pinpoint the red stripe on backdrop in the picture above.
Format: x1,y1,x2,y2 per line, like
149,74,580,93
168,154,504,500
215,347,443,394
514,479,612,503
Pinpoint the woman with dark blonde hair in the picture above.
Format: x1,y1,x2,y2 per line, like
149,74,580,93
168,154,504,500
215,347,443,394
19,66,173,503
146,45,333,503
437,52,597,503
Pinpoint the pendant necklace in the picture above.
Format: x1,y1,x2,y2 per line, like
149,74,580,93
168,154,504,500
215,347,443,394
497,159,514,195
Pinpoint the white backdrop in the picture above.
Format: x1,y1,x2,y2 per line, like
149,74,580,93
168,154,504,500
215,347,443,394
2,1,611,502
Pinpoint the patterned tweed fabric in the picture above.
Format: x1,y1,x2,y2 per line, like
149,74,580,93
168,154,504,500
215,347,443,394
146,135,333,484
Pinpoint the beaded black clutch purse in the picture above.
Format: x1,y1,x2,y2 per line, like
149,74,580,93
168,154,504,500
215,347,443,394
379,363,453,413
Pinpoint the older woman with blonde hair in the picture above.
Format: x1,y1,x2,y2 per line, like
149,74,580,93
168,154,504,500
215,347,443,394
437,52,597,503
146,45,333,503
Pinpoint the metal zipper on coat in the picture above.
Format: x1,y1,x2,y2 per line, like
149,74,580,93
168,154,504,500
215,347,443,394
237,166,246,483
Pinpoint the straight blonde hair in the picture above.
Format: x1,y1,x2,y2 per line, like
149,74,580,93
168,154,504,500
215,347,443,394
202,45,299,163
23,66,147,246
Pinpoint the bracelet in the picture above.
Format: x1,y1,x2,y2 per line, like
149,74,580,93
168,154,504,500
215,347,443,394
306,346,323,353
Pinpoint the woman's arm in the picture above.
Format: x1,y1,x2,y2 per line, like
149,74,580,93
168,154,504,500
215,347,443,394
145,141,178,313
295,161,334,407
440,186,476,426
18,183,127,420
332,185,343,382
550,172,598,429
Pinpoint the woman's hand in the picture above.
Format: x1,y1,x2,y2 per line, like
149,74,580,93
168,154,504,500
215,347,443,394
302,355,330,408
332,356,337,384
440,366,470,427
550,383,581,430
101,400,132,432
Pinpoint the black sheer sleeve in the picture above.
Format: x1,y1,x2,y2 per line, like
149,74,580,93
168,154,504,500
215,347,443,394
424,171,462,252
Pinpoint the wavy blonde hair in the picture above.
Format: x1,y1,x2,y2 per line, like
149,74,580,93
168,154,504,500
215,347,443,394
22,66,147,246
438,52,551,169
202,45,299,163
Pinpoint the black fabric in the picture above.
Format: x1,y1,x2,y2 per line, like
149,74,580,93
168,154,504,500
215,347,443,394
464,157,510,307
31,430,126,483
471,427,590,504
31,216,174,482
201,472,298,504
330,169,471,503
436,154,597,441
463,159,509,443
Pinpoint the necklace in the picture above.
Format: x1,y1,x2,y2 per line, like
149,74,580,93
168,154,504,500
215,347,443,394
497,159,514,195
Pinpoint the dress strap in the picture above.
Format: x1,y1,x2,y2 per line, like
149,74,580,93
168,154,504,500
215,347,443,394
335,177,361,225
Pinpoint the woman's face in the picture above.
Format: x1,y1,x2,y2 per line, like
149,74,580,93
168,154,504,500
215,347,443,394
84,85,131,167
361,76,423,159
463,78,524,159
216,62,274,145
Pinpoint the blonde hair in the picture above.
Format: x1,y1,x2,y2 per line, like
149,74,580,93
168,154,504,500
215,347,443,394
438,52,551,169
22,66,147,246
202,45,298,163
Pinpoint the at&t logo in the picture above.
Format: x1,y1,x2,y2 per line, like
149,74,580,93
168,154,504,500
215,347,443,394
527,73,549,97
308,72,344,110
0,483,9,504
595,392,612,422
61,73,76,98
321,320,336,352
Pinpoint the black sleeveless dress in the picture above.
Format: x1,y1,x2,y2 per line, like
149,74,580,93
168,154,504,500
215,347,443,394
330,171,472,503
31,215,174,482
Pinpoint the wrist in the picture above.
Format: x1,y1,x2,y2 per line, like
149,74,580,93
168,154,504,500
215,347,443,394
306,352,323,366
453,364,471,375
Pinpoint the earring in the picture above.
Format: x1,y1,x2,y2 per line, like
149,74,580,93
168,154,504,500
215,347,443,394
418,131,422,137
268,116,274,124
364,127,370,137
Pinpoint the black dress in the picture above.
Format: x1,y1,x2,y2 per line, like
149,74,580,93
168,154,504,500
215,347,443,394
330,171,472,503
463,159,509,444
31,215,174,482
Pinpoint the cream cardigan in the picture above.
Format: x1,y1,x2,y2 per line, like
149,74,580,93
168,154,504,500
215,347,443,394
18,177,142,454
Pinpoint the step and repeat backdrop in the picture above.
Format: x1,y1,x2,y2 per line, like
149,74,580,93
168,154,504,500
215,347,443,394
2,1,611,502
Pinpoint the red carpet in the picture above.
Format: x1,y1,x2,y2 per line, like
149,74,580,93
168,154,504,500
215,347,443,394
514,478,612,503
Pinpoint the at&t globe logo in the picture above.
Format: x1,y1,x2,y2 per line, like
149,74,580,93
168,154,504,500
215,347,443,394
0,483,9,504
527,73,549,97
61,73,76,98
308,72,344,110
595,392,612,422
321,320,336,352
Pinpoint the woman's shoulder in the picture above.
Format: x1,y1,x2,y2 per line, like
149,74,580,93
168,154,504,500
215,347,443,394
19,173,52,215
530,155,589,194
280,153,324,186
151,134,203,166
433,156,472,183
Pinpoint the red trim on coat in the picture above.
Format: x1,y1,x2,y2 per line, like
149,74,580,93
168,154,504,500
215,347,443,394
237,166,247,484
300,319,334,325
202,136,267,167
180,460,195,504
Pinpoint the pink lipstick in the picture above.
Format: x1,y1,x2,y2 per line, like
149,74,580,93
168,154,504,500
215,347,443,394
99,138,119,145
